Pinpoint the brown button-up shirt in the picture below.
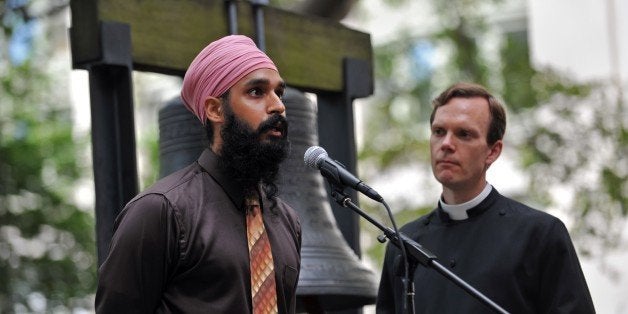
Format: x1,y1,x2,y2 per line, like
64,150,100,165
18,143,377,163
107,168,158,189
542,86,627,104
96,149,301,313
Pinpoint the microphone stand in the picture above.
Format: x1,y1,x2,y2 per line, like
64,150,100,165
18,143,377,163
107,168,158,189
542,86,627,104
327,185,510,314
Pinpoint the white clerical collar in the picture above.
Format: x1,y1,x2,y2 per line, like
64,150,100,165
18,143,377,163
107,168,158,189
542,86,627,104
440,183,493,220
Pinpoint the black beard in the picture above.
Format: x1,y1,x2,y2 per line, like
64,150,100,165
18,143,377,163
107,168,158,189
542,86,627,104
217,111,290,205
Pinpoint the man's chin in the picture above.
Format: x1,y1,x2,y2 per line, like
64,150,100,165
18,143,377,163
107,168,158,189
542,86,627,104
259,137,289,156
435,173,458,186
260,133,288,144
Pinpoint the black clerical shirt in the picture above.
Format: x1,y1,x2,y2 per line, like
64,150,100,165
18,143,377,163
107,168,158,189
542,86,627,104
376,188,595,314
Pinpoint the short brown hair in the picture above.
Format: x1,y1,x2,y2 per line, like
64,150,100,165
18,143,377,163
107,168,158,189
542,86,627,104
430,82,506,145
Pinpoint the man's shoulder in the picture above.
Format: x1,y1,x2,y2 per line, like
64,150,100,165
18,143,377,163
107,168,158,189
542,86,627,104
489,193,571,238
116,161,230,225
123,162,209,212
143,163,200,195
496,193,560,222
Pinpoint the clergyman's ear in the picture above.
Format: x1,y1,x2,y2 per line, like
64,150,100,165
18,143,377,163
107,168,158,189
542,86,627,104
204,97,224,123
485,140,503,169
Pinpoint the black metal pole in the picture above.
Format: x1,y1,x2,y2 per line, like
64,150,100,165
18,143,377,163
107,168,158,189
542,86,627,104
249,0,269,51
225,0,238,34
83,22,139,266
317,58,373,257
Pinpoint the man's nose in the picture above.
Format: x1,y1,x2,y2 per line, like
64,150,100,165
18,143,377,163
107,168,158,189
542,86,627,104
441,132,455,151
268,94,285,115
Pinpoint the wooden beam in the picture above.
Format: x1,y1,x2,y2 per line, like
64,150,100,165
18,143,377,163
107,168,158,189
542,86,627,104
70,0,372,93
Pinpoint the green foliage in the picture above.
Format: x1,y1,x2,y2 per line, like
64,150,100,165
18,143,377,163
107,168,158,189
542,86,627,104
359,34,433,169
501,31,538,111
499,26,625,257
1,1,96,312
517,88,627,256
139,128,160,189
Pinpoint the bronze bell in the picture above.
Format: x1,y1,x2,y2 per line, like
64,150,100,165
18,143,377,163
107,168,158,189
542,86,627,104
278,88,377,312
158,89,377,312
157,96,209,178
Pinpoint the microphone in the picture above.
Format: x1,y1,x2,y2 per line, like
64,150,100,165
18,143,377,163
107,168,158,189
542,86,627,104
304,146,383,202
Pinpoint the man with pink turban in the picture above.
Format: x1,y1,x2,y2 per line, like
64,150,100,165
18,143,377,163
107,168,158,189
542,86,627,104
96,35,301,314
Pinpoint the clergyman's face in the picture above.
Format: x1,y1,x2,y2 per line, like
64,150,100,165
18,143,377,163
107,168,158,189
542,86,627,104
429,96,501,197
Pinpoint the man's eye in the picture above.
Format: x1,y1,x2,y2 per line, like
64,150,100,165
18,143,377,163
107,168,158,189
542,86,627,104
432,128,445,136
248,88,263,97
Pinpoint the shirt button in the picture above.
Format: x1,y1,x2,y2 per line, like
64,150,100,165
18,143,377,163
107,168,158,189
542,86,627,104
449,259,456,268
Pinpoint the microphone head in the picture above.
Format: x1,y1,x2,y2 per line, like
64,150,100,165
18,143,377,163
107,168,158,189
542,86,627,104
304,146,328,169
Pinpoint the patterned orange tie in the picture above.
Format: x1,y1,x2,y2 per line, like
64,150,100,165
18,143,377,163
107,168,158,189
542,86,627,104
246,196,278,314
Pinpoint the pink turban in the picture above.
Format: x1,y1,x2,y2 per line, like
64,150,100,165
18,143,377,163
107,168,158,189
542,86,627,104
181,35,278,124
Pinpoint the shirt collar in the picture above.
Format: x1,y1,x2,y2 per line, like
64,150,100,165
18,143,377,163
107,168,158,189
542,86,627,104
439,183,493,220
197,148,248,211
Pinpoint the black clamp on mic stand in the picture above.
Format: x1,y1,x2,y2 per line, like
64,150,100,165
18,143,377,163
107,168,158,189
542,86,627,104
326,183,510,314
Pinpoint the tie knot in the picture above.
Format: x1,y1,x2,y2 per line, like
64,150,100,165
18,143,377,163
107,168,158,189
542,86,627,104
246,196,261,216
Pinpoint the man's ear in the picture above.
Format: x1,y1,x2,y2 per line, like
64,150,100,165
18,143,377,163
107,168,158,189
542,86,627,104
204,97,224,123
486,140,503,169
